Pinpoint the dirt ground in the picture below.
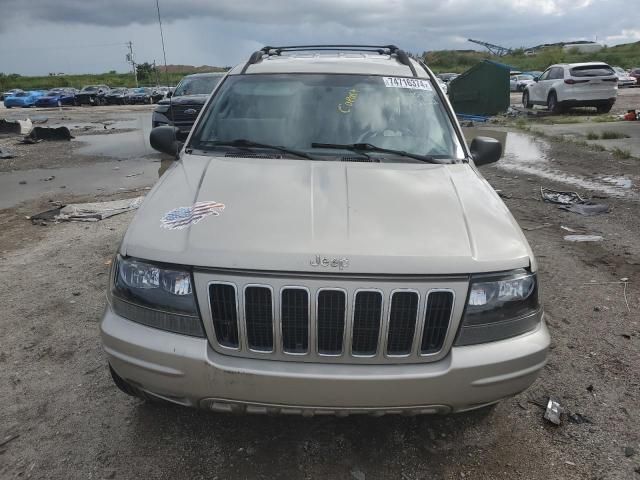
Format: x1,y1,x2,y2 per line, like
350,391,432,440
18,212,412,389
0,105,639,480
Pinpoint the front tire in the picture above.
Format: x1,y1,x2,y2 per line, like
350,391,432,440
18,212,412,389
522,90,533,109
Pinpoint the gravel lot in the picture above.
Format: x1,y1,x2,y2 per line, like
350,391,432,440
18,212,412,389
0,104,638,480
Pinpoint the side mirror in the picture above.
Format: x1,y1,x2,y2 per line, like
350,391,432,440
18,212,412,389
150,126,182,157
470,136,502,166
534,76,539,82
166,91,173,98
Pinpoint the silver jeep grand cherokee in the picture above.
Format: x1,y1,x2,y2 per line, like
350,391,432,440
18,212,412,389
101,45,549,415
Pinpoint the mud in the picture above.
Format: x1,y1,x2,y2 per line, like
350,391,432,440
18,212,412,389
0,106,638,480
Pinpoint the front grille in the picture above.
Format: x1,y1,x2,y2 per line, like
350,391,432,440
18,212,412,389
317,290,346,355
206,278,456,364
387,291,419,355
170,104,203,123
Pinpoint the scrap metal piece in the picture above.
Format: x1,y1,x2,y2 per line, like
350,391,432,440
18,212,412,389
544,397,563,425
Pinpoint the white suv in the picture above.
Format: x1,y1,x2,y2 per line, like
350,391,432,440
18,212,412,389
523,62,617,113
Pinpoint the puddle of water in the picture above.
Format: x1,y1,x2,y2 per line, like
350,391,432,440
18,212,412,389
74,114,154,159
465,128,635,198
0,158,167,209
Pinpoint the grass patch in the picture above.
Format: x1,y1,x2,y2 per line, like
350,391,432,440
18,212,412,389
586,132,599,140
612,147,632,159
601,130,630,140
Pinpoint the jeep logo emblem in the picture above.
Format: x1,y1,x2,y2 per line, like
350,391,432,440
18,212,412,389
184,108,197,115
310,255,350,270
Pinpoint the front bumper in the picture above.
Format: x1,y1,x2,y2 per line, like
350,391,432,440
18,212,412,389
101,306,550,414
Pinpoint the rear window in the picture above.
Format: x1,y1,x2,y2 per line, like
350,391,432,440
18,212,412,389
570,65,614,77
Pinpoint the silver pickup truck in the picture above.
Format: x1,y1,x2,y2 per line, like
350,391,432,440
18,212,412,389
101,45,549,416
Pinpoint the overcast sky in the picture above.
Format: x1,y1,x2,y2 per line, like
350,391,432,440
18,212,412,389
0,0,638,75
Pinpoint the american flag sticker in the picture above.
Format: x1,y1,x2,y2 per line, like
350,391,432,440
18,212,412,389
160,201,225,230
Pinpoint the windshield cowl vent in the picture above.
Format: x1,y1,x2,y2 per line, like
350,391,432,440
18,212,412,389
341,156,380,163
224,152,282,159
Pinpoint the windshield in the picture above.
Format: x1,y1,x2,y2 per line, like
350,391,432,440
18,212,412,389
613,67,626,74
82,86,97,92
174,75,223,96
570,65,614,77
45,90,60,96
518,75,534,81
190,74,464,161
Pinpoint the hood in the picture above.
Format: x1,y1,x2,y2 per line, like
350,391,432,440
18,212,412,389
122,156,534,275
157,94,208,106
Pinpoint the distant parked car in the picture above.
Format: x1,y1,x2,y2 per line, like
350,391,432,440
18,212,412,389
35,88,77,107
630,68,640,86
510,74,535,92
152,72,225,137
3,90,45,108
435,77,448,94
105,88,130,105
614,67,637,87
523,62,618,113
524,71,543,79
127,87,156,104
1,89,23,101
76,85,110,105
437,72,459,83
153,86,172,99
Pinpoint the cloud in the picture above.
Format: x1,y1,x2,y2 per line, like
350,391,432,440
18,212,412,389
0,0,637,74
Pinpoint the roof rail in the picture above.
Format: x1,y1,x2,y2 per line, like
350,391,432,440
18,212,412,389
240,44,418,77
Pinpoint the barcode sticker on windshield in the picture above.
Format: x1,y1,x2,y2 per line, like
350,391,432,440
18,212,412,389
382,77,432,90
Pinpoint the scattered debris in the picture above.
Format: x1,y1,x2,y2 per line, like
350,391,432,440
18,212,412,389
523,223,552,231
541,187,609,216
561,225,579,233
0,147,15,159
125,172,143,178
586,385,594,392
18,180,27,185
567,412,593,424
564,235,603,242
31,116,49,124
351,469,366,480
0,434,20,447
544,397,563,425
40,175,55,182
624,447,636,458
0,119,21,135
54,196,144,222
22,126,74,144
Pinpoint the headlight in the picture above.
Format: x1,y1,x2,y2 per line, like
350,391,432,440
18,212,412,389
109,256,205,337
455,269,541,346
154,104,170,113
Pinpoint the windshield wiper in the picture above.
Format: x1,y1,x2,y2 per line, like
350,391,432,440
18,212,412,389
195,139,314,160
311,142,443,164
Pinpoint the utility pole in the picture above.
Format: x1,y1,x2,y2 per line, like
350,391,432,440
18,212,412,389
126,41,138,87
153,60,160,86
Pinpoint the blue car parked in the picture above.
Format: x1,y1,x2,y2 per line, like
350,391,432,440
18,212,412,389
35,88,78,107
4,90,45,108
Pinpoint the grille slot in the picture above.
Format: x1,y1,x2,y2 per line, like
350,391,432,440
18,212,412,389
209,284,239,348
317,290,346,355
421,291,453,354
387,291,419,355
244,286,273,351
351,291,382,355
281,288,309,353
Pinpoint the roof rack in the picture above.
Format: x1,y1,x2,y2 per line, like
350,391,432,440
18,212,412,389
240,44,418,77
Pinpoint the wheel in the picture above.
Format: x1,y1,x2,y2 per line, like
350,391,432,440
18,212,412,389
547,91,563,113
5,106,11,109
597,104,613,114
522,90,533,109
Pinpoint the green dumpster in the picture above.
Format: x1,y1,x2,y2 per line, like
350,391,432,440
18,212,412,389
448,60,510,116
